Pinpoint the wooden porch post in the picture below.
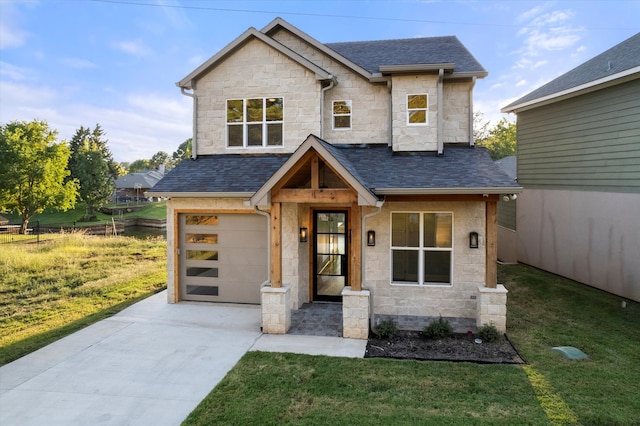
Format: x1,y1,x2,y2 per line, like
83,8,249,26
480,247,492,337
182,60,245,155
485,200,497,288
350,203,361,291
270,202,282,288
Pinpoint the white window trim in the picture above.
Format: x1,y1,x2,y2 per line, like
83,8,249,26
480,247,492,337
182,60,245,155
332,100,352,130
390,211,453,286
226,97,284,148
406,94,429,126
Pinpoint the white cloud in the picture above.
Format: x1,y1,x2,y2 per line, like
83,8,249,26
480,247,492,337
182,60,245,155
0,61,35,81
59,57,99,69
0,1,31,49
515,80,527,87
111,39,152,57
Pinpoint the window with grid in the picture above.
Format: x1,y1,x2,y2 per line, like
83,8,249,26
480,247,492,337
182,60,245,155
391,212,453,285
227,97,283,147
332,100,351,130
407,94,428,125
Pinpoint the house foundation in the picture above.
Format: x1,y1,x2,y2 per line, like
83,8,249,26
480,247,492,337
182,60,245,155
261,285,291,334
342,287,370,339
476,285,508,332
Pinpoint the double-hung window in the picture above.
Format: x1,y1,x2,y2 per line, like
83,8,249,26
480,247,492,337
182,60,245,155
332,100,352,130
407,94,428,125
391,212,453,285
227,97,283,147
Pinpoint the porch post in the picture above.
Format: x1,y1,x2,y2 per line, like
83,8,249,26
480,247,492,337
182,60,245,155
477,199,507,332
485,200,497,289
350,203,361,291
270,202,282,288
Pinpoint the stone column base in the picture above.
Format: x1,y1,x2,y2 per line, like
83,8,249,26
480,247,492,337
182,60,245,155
342,287,370,339
477,285,508,332
261,285,291,334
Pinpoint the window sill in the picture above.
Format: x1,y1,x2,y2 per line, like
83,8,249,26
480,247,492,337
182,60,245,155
390,282,452,287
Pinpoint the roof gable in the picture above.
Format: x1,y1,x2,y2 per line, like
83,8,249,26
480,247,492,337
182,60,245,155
177,27,332,89
250,135,379,206
503,32,640,112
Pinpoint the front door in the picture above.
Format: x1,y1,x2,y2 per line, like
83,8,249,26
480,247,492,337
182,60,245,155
313,210,348,302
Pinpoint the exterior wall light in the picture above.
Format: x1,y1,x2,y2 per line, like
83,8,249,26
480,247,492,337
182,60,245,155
367,230,376,246
299,227,308,243
469,231,479,249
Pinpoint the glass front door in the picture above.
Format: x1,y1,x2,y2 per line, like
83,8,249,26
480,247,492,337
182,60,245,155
313,211,348,302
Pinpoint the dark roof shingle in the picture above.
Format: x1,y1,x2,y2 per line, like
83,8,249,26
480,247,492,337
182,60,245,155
326,36,486,75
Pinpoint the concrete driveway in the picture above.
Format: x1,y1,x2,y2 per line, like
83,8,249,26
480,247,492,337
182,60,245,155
0,291,366,426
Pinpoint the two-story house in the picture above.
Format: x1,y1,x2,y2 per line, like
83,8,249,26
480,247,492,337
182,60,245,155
149,18,520,338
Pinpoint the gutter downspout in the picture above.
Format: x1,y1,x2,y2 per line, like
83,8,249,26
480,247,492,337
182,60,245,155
180,86,198,160
387,79,393,147
320,76,335,139
469,76,477,147
254,206,271,289
361,200,385,333
437,68,444,155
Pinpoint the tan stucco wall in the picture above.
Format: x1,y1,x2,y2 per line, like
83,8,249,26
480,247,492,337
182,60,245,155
164,197,262,303
517,189,640,302
363,201,487,320
193,37,321,155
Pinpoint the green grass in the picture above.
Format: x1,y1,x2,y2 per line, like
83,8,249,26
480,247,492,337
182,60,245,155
0,233,167,365
2,201,166,226
184,264,640,425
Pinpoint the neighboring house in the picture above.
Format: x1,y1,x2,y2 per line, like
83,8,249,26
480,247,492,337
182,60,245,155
115,166,165,202
495,156,518,264
0,215,8,226
149,18,520,338
502,32,640,302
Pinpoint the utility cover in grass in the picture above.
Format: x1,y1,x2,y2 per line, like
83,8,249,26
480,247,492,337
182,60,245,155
552,346,588,360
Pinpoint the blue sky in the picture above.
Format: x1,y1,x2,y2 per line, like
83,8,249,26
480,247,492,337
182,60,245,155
1,0,637,162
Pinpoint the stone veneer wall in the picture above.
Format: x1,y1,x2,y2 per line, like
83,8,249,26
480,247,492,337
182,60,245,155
193,38,321,155
363,201,486,321
443,80,472,144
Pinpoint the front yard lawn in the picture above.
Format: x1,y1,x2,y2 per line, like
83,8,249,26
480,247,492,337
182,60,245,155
184,264,640,425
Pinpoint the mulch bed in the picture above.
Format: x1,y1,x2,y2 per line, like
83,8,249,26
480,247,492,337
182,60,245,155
365,331,526,364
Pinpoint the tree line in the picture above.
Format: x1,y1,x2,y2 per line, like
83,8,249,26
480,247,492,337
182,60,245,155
0,119,191,234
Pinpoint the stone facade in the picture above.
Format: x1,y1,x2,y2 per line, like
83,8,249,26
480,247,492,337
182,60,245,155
363,201,486,322
342,287,370,339
476,285,508,332
261,285,291,334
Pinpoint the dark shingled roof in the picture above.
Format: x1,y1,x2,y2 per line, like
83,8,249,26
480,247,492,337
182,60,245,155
325,36,486,75
151,143,518,195
504,32,640,110
149,155,289,194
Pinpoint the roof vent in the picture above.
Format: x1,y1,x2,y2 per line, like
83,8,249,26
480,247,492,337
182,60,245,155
607,60,612,71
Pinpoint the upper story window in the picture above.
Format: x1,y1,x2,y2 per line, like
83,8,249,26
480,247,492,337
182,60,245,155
391,212,452,285
407,94,428,125
227,97,283,148
332,100,352,130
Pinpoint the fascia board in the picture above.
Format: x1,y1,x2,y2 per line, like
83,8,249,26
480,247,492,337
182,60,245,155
502,66,640,113
176,27,331,88
374,187,523,195
379,63,456,73
261,17,374,81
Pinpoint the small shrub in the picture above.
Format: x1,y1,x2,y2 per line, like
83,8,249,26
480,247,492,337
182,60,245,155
375,319,399,339
423,316,453,339
478,324,501,342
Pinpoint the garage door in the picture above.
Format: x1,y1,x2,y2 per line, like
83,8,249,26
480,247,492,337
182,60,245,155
179,213,267,303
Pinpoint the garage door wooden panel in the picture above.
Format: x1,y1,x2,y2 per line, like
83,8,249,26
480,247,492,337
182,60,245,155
179,213,267,304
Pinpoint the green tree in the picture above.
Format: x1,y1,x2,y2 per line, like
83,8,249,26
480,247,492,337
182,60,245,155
149,151,169,170
68,124,122,179
171,138,192,167
128,159,151,173
68,125,116,216
0,120,78,234
476,117,517,160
